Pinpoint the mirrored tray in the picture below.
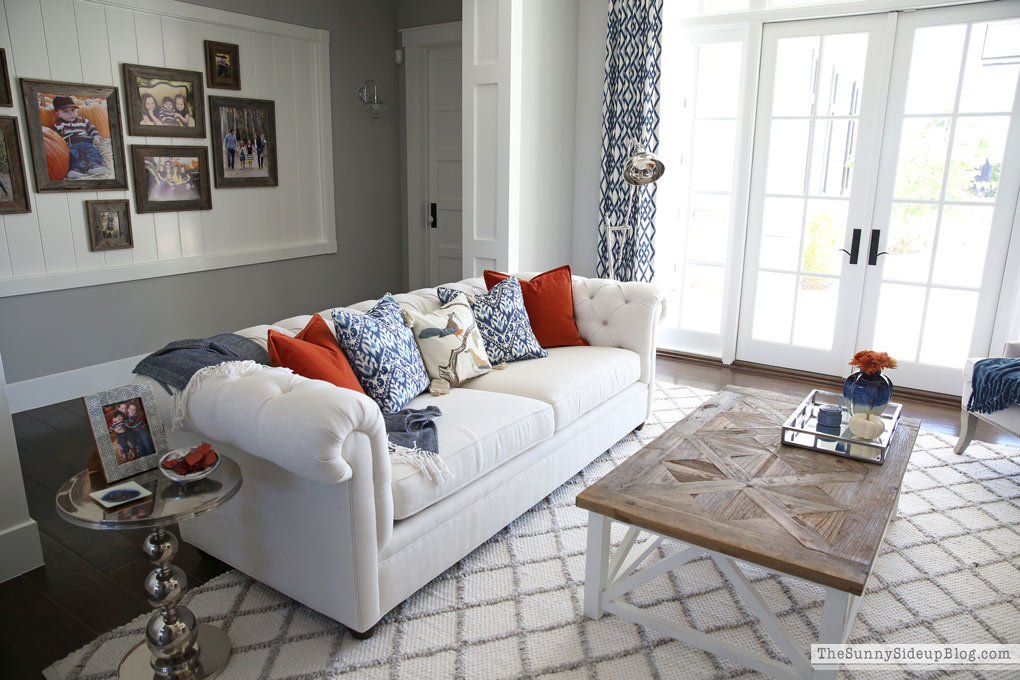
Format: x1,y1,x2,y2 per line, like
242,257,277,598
781,389,902,464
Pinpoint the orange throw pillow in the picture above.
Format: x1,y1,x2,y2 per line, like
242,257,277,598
484,265,588,348
267,314,365,393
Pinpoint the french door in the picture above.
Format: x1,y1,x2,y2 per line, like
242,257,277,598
737,2,1020,394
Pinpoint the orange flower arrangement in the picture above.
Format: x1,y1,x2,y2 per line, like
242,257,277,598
849,350,897,374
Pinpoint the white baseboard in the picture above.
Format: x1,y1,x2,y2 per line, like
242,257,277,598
6,353,148,413
0,519,44,583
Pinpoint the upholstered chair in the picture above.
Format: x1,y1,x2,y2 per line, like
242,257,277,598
955,340,1020,454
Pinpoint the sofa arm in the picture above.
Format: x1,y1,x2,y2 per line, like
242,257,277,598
1004,341,1020,358
179,366,394,543
571,277,664,417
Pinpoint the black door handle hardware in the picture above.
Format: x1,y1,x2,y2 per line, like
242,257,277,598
867,228,888,265
429,203,437,229
838,228,862,264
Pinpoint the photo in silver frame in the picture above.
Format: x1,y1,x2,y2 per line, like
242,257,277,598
84,382,169,483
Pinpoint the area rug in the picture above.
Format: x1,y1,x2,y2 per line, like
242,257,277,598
45,383,1020,680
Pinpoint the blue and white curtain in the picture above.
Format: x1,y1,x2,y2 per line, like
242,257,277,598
596,0,663,282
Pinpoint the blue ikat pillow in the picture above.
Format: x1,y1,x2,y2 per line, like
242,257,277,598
438,278,547,364
332,295,430,413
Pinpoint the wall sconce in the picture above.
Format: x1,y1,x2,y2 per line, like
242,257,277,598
358,79,389,118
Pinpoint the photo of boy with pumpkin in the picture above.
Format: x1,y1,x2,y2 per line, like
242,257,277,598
37,92,114,181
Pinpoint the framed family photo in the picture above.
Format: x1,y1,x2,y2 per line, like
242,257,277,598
0,49,12,108
0,117,31,214
204,40,240,90
131,145,212,213
86,199,132,251
122,64,205,137
209,96,277,188
20,78,127,192
84,382,169,483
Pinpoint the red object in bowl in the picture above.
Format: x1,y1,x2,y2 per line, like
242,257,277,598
163,442,218,475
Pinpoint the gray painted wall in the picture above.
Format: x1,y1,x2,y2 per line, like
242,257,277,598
397,0,461,29
0,0,403,384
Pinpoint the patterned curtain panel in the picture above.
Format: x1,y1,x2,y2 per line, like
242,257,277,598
596,0,663,282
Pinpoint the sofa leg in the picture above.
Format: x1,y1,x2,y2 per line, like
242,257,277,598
954,410,978,454
633,423,645,432
348,624,377,640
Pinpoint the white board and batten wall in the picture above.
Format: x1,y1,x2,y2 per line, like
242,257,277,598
0,0,334,298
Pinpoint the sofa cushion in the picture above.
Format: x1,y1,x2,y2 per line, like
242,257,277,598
391,388,554,519
461,345,641,430
268,315,365,394
405,292,492,394
484,266,587,348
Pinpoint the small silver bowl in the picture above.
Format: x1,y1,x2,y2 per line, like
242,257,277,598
158,447,220,482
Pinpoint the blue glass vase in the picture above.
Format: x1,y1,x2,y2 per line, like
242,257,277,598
843,371,893,416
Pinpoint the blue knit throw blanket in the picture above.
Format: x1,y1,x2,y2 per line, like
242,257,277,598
967,357,1020,414
133,333,269,392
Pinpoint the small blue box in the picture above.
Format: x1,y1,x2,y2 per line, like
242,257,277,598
817,404,842,428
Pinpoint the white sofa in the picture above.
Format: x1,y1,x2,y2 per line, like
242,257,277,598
139,275,663,635
955,340,1020,454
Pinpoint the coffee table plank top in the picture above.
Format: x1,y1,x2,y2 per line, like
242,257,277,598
576,386,919,595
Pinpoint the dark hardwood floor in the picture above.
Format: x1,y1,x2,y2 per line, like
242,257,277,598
2,356,1017,677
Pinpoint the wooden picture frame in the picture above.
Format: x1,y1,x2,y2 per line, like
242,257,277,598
0,48,12,108
84,382,169,484
209,96,278,188
131,145,212,213
20,78,128,192
204,40,241,90
0,116,31,214
86,199,132,251
122,63,206,138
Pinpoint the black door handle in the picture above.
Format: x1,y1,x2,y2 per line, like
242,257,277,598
867,229,888,265
429,202,437,229
839,228,861,264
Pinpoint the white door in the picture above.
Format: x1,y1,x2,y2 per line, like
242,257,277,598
737,4,1020,394
403,25,462,290
737,14,891,376
425,44,463,286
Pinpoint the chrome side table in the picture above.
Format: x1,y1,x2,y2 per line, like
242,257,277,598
56,456,242,680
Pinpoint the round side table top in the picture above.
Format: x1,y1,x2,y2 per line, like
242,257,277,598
55,455,242,531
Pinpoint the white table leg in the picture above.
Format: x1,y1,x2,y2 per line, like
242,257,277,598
584,512,611,619
812,587,853,680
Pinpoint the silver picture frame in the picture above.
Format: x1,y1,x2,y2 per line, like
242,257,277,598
84,382,169,483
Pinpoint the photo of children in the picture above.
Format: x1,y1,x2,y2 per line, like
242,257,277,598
205,41,240,90
0,128,12,203
218,105,271,179
0,116,30,214
87,199,132,251
135,79,196,128
37,93,115,180
103,398,156,465
144,156,201,202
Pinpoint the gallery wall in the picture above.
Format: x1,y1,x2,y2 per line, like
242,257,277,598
0,0,403,391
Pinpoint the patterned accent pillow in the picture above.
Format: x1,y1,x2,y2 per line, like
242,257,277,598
406,293,492,395
331,295,429,413
438,278,547,364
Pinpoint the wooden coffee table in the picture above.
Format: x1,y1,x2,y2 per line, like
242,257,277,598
577,386,919,680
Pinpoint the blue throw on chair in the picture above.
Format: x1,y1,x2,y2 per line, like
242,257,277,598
966,357,1020,414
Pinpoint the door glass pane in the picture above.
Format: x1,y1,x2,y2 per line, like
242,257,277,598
760,197,803,270
884,203,938,283
752,271,796,343
696,42,742,118
772,36,820,117
958,20,1020,114
904,24,966,114
765,119,810,194
919,288,978,367
688,194,730,264
680,265,725,333
945,116,1010,202
692,120,737,192
816,33,868,117
792,276,839,349
873,283,927,362
809,118,857,197
802,199,848,276
893,118,951,200
931,205,994,288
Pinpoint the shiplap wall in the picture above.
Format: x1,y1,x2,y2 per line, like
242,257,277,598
0,0,334,297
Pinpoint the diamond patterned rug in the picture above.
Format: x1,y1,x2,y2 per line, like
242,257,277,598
45,383,1020,679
